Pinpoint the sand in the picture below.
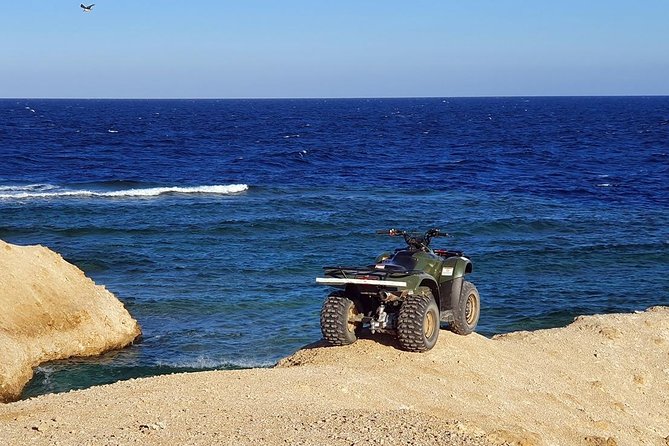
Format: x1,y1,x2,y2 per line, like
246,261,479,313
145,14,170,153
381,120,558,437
1,306,668,446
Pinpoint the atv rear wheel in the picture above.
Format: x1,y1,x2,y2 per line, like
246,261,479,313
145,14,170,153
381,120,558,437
397,287,439,352
320,292,362,346
450,281,480,335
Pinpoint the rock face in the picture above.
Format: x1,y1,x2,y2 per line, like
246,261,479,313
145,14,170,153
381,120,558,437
0,240,141,403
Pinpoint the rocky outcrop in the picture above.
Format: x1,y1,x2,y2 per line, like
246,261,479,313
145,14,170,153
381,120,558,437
0,240,141,403
0,305,668,445
1,308,668,445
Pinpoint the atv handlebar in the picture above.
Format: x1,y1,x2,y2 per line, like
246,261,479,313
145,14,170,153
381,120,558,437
376,228,447,251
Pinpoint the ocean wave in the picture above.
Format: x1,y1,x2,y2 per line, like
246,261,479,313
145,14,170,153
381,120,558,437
0,183,58,192
0,184,249,199
155,356,274,370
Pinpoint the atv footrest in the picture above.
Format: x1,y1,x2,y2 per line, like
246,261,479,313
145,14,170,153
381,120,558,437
440,310,454,323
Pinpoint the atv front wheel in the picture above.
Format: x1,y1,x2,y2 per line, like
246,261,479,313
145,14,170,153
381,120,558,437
397,287,440,352
450,281,480,335
320,293,362,346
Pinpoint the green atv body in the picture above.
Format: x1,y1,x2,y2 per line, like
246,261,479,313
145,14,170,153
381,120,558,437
316,228,480,352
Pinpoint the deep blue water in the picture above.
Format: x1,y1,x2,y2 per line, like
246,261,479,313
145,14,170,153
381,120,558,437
1,97,667,398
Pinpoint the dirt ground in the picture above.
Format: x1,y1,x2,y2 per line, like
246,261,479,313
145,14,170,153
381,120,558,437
1,307,668,446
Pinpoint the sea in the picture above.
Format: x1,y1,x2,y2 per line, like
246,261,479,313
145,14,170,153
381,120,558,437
0,97,667,399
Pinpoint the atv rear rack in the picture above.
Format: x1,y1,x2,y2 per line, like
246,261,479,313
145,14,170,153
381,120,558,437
316,277,407,287
316,266,415,288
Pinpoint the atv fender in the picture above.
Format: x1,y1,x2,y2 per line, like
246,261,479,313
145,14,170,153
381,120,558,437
403,273,441,309
439,277,463,313
440,256,472,280
437,256,472,318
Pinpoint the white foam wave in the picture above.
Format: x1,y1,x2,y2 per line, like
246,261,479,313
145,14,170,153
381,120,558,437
155,356,274,369
0,183,57,192
0,184,248,199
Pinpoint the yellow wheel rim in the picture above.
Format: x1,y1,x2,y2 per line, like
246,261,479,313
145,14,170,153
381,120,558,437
465,293,478,325
424,310,436,338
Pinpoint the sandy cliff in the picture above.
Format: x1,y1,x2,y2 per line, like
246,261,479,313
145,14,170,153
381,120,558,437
0,306,667,445
0,240,141,403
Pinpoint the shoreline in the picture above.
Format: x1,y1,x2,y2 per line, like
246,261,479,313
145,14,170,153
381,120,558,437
1,307,668,446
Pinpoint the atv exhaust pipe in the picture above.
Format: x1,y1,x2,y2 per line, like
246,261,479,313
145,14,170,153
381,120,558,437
380,290,403,302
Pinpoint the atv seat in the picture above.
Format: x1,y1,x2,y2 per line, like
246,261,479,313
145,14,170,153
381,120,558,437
375,263,408,273
375,251,416,273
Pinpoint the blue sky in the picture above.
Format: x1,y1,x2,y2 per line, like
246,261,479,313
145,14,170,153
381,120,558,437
1,1,667,98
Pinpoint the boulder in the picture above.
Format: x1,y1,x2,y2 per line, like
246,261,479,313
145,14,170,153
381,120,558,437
0,240,141,402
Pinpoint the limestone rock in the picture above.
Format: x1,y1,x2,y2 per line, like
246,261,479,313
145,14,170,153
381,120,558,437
0,240,141,402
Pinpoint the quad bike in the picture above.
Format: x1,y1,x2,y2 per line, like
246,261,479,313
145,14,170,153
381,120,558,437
316,228,480,352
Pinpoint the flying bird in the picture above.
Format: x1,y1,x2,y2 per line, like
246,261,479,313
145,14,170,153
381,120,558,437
80,4,95,12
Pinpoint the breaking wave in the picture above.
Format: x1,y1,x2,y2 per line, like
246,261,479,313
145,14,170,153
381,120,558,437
155,357,275,370
0,184,249,199
0,183,58,192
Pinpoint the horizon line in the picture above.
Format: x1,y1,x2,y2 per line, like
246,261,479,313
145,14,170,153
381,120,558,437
1,94,668,101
